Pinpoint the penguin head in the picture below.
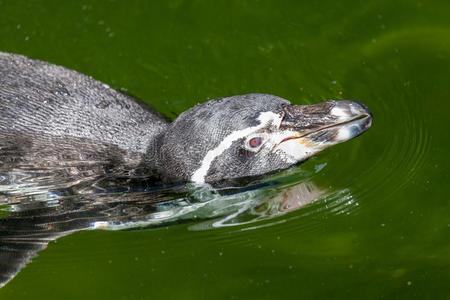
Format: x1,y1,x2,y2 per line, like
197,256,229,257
155,94,371,184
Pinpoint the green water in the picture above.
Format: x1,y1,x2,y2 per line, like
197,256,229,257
0,0,449,299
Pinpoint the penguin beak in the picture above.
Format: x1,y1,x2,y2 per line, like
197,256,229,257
275,100,372,159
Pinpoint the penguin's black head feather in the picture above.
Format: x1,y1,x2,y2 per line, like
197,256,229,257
153,93,371,184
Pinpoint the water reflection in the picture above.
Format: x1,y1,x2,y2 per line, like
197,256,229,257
0,164,358,288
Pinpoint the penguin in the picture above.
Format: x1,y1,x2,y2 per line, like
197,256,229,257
0,52,372,287
0,52,371,188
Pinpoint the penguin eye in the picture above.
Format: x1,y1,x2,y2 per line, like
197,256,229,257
248,137,262,148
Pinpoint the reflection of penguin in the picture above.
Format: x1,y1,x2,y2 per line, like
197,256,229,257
0,52,371,185
0,52,372,288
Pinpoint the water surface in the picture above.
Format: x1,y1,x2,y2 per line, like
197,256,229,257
0,0,449,299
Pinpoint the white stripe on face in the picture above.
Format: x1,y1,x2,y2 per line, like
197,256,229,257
191,111,282,183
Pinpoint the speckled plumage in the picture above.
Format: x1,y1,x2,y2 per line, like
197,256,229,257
0,52,168,180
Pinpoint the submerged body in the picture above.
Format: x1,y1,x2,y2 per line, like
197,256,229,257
0,52,371,287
